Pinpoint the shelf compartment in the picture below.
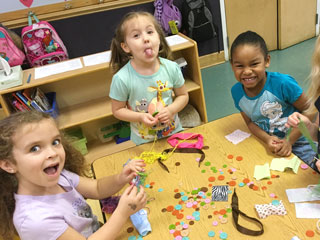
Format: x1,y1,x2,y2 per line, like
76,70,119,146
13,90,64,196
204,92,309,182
58,96,112,129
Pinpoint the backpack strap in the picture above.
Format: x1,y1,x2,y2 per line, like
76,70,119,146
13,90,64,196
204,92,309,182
28,12,40,26
154,0,163,23
232,189,264,236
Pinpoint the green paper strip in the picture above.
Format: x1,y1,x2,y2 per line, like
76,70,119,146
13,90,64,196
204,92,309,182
298,120,318,155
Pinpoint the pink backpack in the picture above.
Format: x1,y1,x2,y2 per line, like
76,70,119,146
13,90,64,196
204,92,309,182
0,27,25,67
22,13,68,67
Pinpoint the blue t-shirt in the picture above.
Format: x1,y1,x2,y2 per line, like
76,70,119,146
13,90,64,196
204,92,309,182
231,71,302,138
109,57,184,145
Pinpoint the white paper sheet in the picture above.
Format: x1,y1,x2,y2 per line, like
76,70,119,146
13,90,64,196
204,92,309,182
286,187,320,203
165,35,188,46
225,129,251,145
295,203,320,218
35,59,83,79
83,51,111,66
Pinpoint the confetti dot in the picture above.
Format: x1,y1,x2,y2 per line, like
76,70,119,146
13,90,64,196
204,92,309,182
128,236,136,240
236,156,243,161
262,186,267,190
218,175,225,181
222,164,227,168
205,161,211,166
158,188,164,192
219,232,228,239
212,220,218,226
239,182,245,187
208,177,216,182
301,163,309,170
228,180,236,186
252,185,259,191
267,181,272,185
145,184,150,188
269,193,275,198
208,231,215,237
272,200,280,206
201,169,206,173
243,178,250,184
227,154,233,159
306,230,315,237
167,206,174,212
175,205,182,210
127,227,134,233
196,158,201,162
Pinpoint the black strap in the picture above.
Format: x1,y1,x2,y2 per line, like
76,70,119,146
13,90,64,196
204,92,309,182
231,189,264,236
162,147,206,167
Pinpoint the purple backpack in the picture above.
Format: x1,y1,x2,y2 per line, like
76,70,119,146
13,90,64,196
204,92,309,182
154,0,182,35
22,13,68,67
0,27,25,67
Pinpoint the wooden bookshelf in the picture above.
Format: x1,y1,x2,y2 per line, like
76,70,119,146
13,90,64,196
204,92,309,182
0,33,207,162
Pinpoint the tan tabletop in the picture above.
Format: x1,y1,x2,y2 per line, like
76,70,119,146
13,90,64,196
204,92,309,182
92,113,320,240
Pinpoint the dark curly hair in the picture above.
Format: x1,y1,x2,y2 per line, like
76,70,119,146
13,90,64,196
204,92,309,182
0,111,89,240
230,30,269,62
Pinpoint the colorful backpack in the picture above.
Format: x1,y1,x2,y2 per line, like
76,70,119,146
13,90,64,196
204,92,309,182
0,27,25,67
154,0,182,35
22,12,68,67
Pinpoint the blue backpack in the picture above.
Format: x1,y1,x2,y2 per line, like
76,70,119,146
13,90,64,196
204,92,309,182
154,0,182,35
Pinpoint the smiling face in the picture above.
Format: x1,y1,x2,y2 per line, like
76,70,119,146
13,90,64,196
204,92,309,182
231,44,270,97
120,15,161,67
9,118,65,195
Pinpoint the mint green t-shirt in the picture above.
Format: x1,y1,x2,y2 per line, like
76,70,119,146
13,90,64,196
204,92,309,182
109,57,184,145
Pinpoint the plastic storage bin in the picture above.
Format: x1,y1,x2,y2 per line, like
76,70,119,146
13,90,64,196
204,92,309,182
65,128,88,155
44,92,59,118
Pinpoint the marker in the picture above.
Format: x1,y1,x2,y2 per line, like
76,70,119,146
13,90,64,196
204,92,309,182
27,73,31,84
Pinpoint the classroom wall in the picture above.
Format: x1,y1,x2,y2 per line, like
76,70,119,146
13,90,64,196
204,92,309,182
11,0,223,59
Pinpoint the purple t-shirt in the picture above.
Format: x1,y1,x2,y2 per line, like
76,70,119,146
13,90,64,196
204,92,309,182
13,169,100,240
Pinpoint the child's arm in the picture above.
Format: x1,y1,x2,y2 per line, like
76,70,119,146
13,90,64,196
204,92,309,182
57,185,147,240
111,99,158,127
76,159,146,200
241,112,282,154
157,85,189,124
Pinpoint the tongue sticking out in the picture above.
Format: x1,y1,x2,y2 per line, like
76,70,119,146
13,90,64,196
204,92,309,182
145,48,153,57
44,166,57,175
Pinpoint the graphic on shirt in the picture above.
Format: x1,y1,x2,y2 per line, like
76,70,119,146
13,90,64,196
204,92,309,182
260,101,287,134
135,80,176,139
135,98,149,113
72,198,100,235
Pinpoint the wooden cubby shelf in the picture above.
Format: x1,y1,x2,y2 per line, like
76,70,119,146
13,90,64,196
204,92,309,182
0,33,207,162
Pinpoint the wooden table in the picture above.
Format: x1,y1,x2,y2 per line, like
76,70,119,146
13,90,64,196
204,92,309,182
92,113,320,239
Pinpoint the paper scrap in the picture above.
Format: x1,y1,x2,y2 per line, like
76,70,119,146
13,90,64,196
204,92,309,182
286,188,320,203
165,35,188,46
35,59,83,79
225,129,251,145
270,156,301,174
254,163,271,180
295,203,320,218
83,51,111,66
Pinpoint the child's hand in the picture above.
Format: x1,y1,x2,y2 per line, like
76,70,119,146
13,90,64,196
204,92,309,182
285,112,308,128
274,139,292,157
316,160,320,172
119,159,146,185
267,136,283,154
140,113,158,127
117,185,147,217
157,107,173,125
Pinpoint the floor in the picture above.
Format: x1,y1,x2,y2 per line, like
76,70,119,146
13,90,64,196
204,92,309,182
201,36,317,122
